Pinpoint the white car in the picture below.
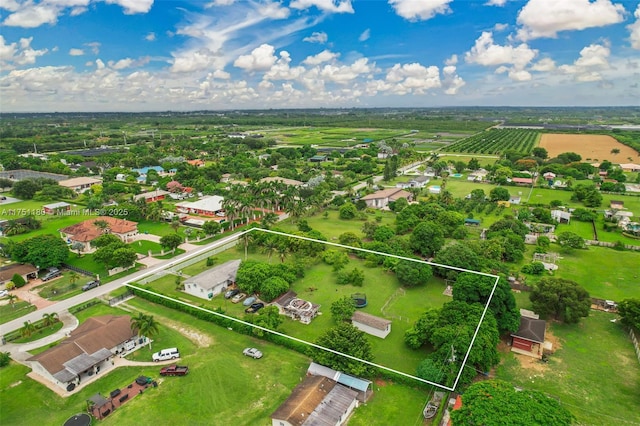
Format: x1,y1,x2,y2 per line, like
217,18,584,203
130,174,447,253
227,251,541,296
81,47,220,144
0,290,9,298
152,347,180,362
243,347,263,359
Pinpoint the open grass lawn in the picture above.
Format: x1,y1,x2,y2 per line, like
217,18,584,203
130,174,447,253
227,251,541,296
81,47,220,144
11,321,63,343
0,300,36,324
36,271,95,300
495,311,640,426
349,381,430,426
551,246,640,300
129,239,162,255
65,255,143,283
264,127,409,146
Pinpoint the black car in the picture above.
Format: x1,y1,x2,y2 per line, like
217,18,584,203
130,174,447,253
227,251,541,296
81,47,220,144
244,302,264,314
224,289,240,299
82,280,100,291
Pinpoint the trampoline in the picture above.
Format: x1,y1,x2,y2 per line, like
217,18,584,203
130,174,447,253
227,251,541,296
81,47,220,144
64,413,91,426
351,293,367,308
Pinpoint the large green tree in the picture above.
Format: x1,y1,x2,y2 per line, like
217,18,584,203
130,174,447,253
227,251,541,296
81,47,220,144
530,278,590,324
409,221,444,256
260,276,289,302
330,296,356,323
9,234,69,268
395,259,433,287
617,299,640,331
453,273,520,333
452,380,574,425
160,233,183,252
309,323,375,377
432,242,484,279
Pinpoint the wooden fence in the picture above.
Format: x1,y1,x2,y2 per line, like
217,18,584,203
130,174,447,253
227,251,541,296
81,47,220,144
630,329,640,365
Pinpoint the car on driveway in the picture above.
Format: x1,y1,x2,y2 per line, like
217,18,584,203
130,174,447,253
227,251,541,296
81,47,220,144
243,348,263,359
244,302,264,314
41,268,61,281
231,292,246,303
224,289,240,299
82,280,100,291
242,296,257,306
0,290,9,298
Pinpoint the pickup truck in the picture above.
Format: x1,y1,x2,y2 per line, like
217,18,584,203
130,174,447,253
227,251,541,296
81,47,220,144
159,365,189,376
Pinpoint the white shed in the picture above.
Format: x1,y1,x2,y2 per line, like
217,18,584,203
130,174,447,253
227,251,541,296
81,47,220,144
351,311,391,339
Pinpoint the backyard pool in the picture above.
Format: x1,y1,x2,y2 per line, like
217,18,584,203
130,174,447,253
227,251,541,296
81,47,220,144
451,173,463,178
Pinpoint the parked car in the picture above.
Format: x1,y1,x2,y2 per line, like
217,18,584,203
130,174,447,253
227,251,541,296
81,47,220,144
243,348,263,359
0,290,8,298
244,302,264,314
81,280,100,291
231,292,246,303
41,268,61,281
160,365,189,376
242,296,257,306
152,347,180,362
224,289,240,299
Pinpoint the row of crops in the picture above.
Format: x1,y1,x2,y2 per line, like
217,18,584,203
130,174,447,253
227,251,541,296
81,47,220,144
445,129,539,154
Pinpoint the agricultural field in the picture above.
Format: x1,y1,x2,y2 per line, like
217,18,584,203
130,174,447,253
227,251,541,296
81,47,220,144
259,127,411,147
445,129,539,155
539,133,639,162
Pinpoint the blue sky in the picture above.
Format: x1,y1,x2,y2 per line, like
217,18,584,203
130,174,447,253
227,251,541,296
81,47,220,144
1,0,639,111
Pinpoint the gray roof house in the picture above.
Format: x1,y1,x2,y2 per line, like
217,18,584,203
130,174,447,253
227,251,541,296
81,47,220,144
351,311,392,339
183,259,241,300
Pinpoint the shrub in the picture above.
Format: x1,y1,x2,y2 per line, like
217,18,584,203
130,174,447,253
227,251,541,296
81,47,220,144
0,352,10,368
11,274,26,288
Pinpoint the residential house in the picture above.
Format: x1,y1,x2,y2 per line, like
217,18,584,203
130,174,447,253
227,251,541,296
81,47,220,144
270,375,359,426
260,176,305,187
619,163,640,172
543,172,556,180
309,155,328,162
132,166,176,183
510,310,547,359
551,209,571,224
175,195,225,217
396,175,430,189
133,189,169,203
58,177,102,193
467,168,488,182
115,173,128,182
27,315,138,390
351,311,391,339
509,196,521,205
43,202,71,215
183,259,241,300
60,216,138,251
307,362,373,402
0,263,38,286
273,291,320,325
424,167,437,178
187,159,205,167
360,188,412,209
511,177,534,186
220,173,232,183
610,200,624,210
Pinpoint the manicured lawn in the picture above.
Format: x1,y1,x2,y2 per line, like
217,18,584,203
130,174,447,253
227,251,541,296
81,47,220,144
129,239,162,255
36,271,96,300
65,255,143,283
0,300,36,324
349,381,431,426
551,246,640,300
11,321,63,343
495,311,640,425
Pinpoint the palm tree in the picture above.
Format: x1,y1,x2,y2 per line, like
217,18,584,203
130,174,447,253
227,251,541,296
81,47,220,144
7,294,17,309
130,313,159,350
71,242,85,257
68,271,80,288
261,212,279,229
42,312,59,327
21,321,36,338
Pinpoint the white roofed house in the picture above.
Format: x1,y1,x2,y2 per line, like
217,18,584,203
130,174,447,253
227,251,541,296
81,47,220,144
176,195,225,217
58,176,102,193
183,259,241,300
360,188,412,210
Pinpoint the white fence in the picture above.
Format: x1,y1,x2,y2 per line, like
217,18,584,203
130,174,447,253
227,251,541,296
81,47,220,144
630,329,640,365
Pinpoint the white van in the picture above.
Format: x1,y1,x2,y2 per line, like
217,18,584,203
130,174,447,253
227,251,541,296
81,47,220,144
152,347,180,362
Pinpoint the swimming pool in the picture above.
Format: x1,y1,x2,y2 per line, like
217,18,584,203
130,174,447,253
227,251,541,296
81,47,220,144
451,173,463,178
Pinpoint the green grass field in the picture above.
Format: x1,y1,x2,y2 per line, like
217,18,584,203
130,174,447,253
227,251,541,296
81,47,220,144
496,311,640,426
261,127,411,146
0,300,36,324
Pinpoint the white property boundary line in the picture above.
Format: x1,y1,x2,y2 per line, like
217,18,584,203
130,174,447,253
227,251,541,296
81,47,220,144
122,227,499,392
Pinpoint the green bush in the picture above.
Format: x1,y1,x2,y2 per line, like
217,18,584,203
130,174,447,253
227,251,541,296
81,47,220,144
0,352,10,368
12,273,26,288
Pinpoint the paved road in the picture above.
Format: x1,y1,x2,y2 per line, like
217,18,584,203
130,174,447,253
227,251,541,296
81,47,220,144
0,231,244,337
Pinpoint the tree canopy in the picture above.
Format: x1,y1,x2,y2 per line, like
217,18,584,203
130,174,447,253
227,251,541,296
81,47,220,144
409,221,444,256
451,380,574,426
395,259,433,287
309,323,375,377
8,234,69,268
453,273,520,333
618,299,640,331
530,278,590,324
330,296,356,323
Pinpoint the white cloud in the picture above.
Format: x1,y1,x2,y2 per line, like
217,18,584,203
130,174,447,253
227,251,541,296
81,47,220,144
104,0,154,14
559,43,611,81
444,54,458,66
84,42,100,54
234,43,278,72
3,4,59,27
465,31,538,80
359,28,370,42
442,65,465,94
0,36,48,70
206,0,235,5
263,51,306,80
108,58,134,69
0,0,22,12
69,48,84,56
388,0,452,21
303,49,339,65
485,0,508,6
320,57,373,84
531,57,556,72
303,31,328,44
258,1,290,19
145,32,156,41
493,23,508,32
629,4,640,49
516,0,626,41
385,62,441,94
290,0,353,14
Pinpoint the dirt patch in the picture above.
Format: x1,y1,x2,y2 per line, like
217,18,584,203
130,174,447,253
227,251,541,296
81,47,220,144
538,134,638,162
171,323,213,348
374,379,388,387
514,353,548,373
545,328,562,352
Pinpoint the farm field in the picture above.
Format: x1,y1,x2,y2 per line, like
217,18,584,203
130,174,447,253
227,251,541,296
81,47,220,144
261,127,411,146
495,311,640,426
539,133,638,162
445,128,539,155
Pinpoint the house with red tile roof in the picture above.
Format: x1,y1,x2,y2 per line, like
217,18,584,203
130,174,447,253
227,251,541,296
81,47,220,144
60,216,138,251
